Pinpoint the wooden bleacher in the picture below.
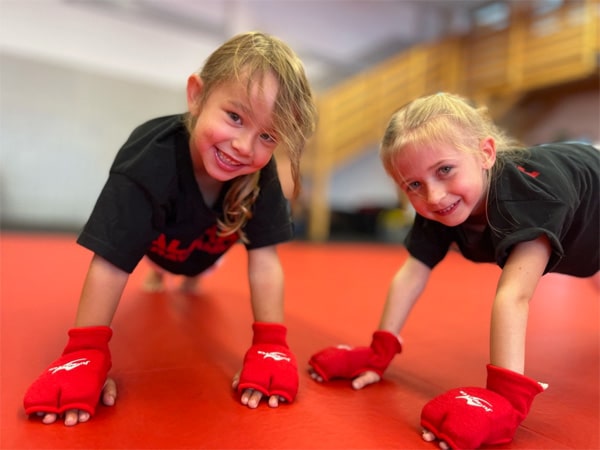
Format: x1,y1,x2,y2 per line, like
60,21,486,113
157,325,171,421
301,0,599,241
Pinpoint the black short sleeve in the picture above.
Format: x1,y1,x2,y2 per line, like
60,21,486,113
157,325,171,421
77,174,159,273
243,158,294,249
404,214,453,269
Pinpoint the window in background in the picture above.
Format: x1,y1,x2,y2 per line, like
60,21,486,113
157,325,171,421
473,1,510,31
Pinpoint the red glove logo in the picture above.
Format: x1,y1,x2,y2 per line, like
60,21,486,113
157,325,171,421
455,390,493,412
48,358,92,374
257,351,291,362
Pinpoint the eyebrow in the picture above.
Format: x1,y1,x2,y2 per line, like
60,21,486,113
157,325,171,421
227,99,276,134
398,157,457,186
228,99,251,115
427,158,457,172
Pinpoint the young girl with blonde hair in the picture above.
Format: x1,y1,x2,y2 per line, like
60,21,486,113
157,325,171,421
309,92,598,449
24,31,317,426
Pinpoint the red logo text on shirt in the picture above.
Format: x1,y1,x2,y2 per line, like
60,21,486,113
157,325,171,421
149,225,238,261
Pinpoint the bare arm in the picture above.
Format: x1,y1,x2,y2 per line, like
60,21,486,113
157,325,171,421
490,235,551,374
421,237,551,446
350,255,431,389
39,253,128,426
234,245,287,408
75,254,129,327
247,245,285,324
379,255,432,334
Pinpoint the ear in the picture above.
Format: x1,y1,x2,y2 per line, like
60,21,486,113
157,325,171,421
479,137,496,170
186,74,204,115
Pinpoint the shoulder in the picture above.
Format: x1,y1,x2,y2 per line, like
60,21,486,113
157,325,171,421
112,114,187,166
493,142,598,201
526,141,599,166
123,114,187,149
109,114,190,195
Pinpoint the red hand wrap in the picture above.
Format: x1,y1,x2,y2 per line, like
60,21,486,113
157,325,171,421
237,322,298,402
23,326,112,416
308,331,402,382
420,364,545,449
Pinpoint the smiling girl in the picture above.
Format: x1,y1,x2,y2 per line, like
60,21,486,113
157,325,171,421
24,31,317,426
309,92,598,449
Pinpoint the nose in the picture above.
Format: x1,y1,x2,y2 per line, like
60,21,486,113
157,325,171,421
425,183,446,205
232,130,254,157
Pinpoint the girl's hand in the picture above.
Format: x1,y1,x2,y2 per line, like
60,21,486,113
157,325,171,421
349,370,382,389
308,331,401,387
420,366,546,449
232,371,286,408
36,377,117,426
309,368,382,390
422,430,450,449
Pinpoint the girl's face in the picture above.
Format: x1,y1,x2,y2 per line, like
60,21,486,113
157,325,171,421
394,138,496,227
186,72,279,181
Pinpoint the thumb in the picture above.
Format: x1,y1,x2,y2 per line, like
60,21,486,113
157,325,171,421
102,377,118,406
351,371,381,390
231,370,241,389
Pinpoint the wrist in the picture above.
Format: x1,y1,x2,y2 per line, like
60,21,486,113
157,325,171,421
372,330,402,353
64,326,112,354
252,322,288,346
486,364,546,419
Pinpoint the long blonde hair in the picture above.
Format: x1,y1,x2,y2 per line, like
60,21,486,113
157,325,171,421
380,92,525,188
186,31,317,242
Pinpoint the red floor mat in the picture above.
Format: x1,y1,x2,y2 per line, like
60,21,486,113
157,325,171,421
1,233,598,449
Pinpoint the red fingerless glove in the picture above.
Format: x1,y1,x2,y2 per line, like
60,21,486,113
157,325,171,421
23,326,112,416
237,322,298,402
420,364,546,449
308,331,402,382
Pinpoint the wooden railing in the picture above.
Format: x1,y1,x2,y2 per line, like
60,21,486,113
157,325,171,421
303,0,599,241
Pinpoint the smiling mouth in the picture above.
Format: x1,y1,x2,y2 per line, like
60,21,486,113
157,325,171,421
216,149,243,168
435,200,459,216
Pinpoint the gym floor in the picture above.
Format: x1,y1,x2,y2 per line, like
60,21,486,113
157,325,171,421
1,232,598,449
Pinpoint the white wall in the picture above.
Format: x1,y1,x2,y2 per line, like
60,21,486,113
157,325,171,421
0,53,186,229
328,149,400,212
0,53,399,231
0,51,401,231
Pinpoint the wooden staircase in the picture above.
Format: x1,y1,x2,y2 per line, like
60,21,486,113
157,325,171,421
300,0,599,241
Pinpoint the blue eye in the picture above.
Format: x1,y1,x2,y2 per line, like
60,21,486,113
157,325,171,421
407,181,421,191
228,112,241,123
260,132,276,143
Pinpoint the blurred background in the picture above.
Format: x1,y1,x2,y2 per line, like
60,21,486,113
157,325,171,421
1,0,598,242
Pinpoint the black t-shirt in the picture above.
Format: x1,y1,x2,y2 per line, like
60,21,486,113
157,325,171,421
405,142,599,277
77,115,293,276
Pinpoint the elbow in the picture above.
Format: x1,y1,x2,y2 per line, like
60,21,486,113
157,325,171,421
495,286,533,307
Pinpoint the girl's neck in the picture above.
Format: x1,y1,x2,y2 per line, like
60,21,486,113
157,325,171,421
191,153,223,207
466,172,491,226
464,215,487,230
467,206,487,223
196,173,223,208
